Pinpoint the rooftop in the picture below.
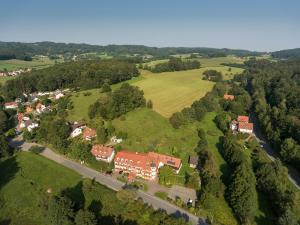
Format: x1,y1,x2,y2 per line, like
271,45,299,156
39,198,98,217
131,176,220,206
91,144,114,158
237,115,249,123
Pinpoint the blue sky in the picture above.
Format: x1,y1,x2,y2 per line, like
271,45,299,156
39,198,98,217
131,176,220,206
0,0,299,51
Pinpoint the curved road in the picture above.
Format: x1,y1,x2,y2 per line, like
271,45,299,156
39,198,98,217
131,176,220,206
9,136,206,225
250,113,300,190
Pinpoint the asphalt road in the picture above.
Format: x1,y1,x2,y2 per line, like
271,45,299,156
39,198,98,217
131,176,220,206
250,113,300,190
9,136,206,225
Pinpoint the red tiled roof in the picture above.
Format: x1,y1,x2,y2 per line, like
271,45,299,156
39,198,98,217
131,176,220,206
4,102,17,106
82,127,97,139
115,151,153,171
148,152,181,169
114,151,182,171
237,116,249,123
238,122,253,130
223,94,235,100
91,144,114,158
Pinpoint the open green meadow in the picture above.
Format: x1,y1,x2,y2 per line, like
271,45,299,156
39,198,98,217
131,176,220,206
135,68,229,117
0,152,129,225
0,57,63,71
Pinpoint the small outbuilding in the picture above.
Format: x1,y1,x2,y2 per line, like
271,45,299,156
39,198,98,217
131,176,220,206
189,155,199,168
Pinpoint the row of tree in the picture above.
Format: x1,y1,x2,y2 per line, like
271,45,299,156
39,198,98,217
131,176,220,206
145,58,200,73
221,133,258,224
253,148,300,225
169,82,227,129
0,41,264,60
239,59,300,172
1,59,139,100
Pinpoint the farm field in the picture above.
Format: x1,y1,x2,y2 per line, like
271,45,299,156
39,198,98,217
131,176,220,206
135,68,218,117
144,56,245,68
0,57,63,71
67,57,244,121
0,152,131,225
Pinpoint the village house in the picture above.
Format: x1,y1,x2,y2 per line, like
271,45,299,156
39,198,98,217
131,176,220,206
70,121,86,138
110,136,123,144
189,155,199,168
82,127,97,141
91,144,115,163
16,113,38,132
4,102,18,109
230,115,254,134
36,102,51,114
114,151,182,181
25,120,39,132
54,90,65,99
223,94,235,100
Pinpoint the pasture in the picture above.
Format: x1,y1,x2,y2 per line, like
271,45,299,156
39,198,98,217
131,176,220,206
0,152,131,225
135,68,219,117
0,57,63,71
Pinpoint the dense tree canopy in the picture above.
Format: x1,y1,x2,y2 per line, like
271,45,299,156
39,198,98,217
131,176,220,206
0,41,264,60
240,59,300,171
1,59,139,100
89,83,146,120
149,58,200,73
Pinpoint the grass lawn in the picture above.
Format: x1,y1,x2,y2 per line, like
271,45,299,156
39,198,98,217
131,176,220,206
112,108,199,160
135,69,214,117
0,152,128,225
0,57,62,71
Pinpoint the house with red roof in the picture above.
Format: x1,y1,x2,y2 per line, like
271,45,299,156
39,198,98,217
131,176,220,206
230,115,253,134
237,115,249,123
4,102,18,109
238,122,253,134
114,151,182,181
82,127,97,141
91,144,115,163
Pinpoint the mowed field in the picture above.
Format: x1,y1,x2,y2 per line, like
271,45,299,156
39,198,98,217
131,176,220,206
135,66,242,117
0,57,63,71
0,152,128,225
67,57,244,121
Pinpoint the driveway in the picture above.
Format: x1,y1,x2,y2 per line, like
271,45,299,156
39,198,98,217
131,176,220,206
9,136,207,225
250,113,300,190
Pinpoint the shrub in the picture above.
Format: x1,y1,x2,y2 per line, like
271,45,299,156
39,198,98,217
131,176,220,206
29,145,45,154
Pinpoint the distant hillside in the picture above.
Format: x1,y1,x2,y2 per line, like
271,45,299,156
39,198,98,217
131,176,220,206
271,48,300,59
0,41,264,60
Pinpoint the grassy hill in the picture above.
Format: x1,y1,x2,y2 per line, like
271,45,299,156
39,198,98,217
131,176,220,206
0,152,124,224
0,57,63,72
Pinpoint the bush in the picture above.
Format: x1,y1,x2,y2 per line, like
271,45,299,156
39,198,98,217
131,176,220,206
83,92,92,96
169,112,187,129
29,145,45,154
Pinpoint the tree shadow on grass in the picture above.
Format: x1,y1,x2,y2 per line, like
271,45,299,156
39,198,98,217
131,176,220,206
0,219,11,225
61,181,85,211
0,156,19,189
216,137,231,184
